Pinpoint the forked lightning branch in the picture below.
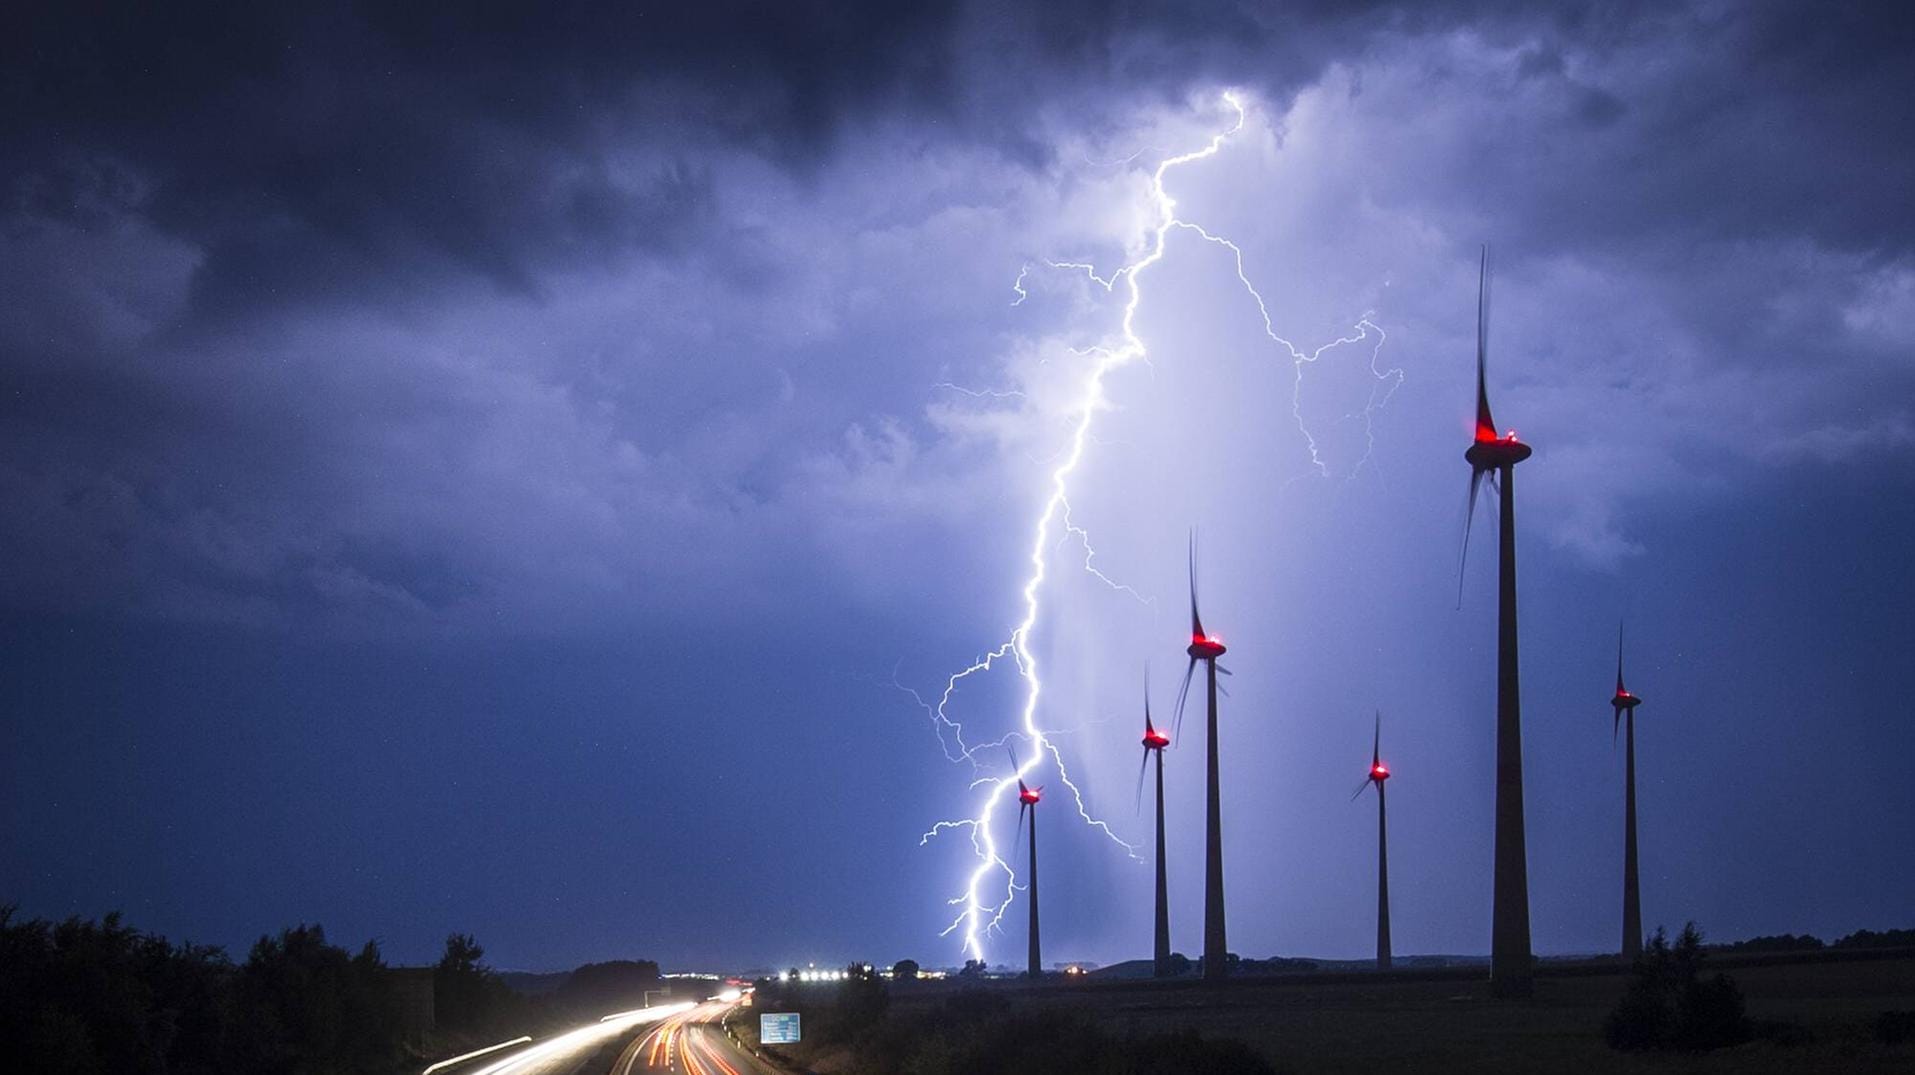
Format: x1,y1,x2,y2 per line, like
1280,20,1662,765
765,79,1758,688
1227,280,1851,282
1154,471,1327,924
910,91,1401,963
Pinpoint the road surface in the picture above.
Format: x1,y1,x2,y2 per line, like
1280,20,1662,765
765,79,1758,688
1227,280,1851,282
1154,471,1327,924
430,999,774,1075
432,1001,695,1075
614,1000,775,1075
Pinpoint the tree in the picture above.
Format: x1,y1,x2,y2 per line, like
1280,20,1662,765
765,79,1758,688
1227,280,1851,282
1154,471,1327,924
0,905,237,1073
228,924,402,1073
1605,923,1750,1052
957,958,986,979
891,959,920,981
435,933,492,1033
439,933,484,974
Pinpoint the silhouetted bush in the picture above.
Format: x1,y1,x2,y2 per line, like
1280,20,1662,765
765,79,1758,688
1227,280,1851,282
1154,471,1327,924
1605,983,1672,1050
890,959,919,981
1605,923,1751,1053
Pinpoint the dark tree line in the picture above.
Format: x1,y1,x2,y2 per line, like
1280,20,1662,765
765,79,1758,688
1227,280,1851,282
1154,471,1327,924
0,905,675,1074
0,907,404,1074
550,959,662,1014
1717,926,1915,953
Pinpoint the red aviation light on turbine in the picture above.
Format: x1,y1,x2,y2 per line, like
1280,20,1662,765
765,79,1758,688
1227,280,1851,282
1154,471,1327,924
1353,712,1392,800
1017,779,1042,806
1142,717,1170,752
1187,633,1227,660
1174,532,1232,742
1612,621,1643,711
1610,621,1644,738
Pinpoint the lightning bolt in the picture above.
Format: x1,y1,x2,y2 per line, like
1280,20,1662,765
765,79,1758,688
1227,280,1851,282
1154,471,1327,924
914,90,1399,962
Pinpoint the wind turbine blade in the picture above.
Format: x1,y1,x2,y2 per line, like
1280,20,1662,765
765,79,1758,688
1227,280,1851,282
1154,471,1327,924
1475,244,1496,441
1373,711,1382,768
1216,664,1233,676
1457,468,1486,608
1012,803,1026,858
1616,618,1627,694
1613,708,1621,744
1188,530,1205,640
1351,776,1373,801
1172,656,1198,742
1135,749,1150,812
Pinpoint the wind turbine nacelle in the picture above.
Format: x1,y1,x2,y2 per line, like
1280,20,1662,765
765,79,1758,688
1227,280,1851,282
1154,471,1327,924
1142,730,1170,750
1464,435,1531,468
1187,637,1227,660
1611,691,1642,710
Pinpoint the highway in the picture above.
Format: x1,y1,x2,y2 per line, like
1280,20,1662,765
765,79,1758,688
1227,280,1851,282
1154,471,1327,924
429,998,773,1075
616,1000,772,1075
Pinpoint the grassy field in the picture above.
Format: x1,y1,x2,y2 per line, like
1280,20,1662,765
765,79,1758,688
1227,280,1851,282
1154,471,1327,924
845,951,1915,1073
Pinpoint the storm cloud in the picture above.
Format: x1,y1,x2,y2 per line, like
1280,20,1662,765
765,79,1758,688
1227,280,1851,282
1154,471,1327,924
2,1,1912,970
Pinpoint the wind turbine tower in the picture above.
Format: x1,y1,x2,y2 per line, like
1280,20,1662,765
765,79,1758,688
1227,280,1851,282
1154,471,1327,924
1611,624,1645,961
1137,684,1173,976
1015,770,1044,978
1460,247,1536,998
1176,536,1232,981
1352,712,1392,970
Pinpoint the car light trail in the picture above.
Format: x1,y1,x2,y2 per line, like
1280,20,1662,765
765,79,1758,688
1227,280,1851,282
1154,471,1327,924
421,1037,532,1074
915,90,1400,962
464,1001,694,1075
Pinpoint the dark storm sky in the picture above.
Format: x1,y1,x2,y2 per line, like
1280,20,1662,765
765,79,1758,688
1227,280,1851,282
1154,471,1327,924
3,2,1913,971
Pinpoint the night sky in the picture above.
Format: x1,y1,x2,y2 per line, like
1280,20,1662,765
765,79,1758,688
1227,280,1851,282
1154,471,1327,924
4,2,1913,973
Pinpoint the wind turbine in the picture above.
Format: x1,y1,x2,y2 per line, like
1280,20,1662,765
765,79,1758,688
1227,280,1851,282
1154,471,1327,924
1136,677,1173,977
1174,533,1231,981
1011,752,1044,979
1460,246,1536,998
1611,622,1645,961
1351,712,1392,970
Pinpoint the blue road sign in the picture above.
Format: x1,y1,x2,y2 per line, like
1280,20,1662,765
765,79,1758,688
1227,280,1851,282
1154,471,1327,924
760,1011,801,1044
